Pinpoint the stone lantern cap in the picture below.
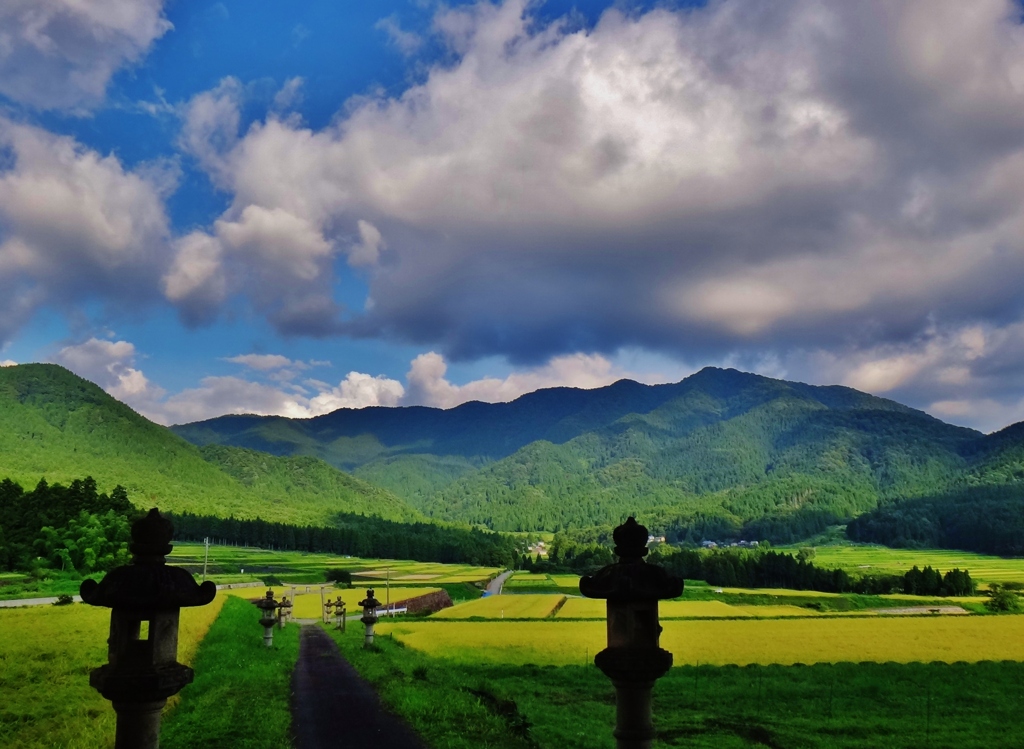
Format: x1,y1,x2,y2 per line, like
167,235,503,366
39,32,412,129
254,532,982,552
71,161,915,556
579,517,683,602
80,509,217,612
359,589,382,609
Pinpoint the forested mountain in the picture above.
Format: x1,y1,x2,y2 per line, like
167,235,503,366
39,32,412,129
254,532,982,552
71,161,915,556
173,366,1024,540
0,364,419,525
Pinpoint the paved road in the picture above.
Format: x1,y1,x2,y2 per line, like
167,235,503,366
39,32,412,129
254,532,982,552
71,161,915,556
0,594,82,608
291,625,428,749
485,569,514,596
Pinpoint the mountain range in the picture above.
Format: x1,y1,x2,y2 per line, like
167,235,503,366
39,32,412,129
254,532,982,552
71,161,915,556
3,362,1023,543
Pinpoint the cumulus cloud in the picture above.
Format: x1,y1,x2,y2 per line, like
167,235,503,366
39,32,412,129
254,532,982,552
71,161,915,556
52,338,166,411
171,0,1024,371
403,351,635,408
1,360,17,367
0,119,172,344
0,0,171,110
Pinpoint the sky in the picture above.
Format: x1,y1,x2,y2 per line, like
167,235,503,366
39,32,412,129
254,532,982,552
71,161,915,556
2,0,1024,433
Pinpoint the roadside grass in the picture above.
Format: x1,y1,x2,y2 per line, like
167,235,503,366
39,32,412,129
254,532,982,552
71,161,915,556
0,595,224,748
378,614,1024,667
161,595,299,749
326,623,538,749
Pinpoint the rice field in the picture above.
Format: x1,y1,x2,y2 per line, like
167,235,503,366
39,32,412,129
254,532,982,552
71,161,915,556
810,545,1024,585
378,614,1024,667
555,597,825,619
0,594,226,749
432,594,565,619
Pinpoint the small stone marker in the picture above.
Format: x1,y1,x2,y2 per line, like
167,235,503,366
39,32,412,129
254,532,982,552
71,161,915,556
80,508,216,749
359,589,382,648
580,517,683,749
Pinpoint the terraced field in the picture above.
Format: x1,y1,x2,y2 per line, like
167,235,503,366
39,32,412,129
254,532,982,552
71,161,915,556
810,546,1024,586
433,594,565,619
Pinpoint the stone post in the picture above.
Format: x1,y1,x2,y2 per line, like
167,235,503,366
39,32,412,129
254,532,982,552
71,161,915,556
359,589,381,648
580,517,683,749
277,596,290,629
80,508,217,749
255,590,280,647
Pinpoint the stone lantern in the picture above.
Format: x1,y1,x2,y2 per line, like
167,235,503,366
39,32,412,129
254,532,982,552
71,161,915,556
255,590,281,647
331,595,347,631
359,589,381,648
580,517,683,749
80,508,216,749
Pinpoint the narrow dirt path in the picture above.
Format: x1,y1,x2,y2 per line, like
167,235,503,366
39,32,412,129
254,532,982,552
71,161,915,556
291,625,428,749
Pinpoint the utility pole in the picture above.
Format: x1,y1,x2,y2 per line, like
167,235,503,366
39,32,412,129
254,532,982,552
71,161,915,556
202,537,210,582
386,565,391,616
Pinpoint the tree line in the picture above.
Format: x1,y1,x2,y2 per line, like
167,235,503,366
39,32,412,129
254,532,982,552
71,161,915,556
0,476,137,573
166,511,520,568
525,527,974,596
0,475,522,574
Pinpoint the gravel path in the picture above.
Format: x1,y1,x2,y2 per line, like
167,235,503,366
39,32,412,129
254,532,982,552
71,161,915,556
291,625,428,749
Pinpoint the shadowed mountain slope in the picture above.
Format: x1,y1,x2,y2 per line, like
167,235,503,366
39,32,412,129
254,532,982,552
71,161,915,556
174,367,1018,537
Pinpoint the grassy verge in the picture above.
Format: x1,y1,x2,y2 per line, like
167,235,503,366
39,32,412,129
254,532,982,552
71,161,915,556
161,596,299,749
327,623,538,749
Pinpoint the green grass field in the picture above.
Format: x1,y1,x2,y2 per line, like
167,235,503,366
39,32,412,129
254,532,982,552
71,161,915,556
0,595,225,748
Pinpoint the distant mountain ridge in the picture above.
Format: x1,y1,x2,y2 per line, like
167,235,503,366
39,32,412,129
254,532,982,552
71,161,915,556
0,364,420,526
172,367,1018,540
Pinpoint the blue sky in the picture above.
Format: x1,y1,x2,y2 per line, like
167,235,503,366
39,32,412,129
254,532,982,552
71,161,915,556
3,0,1024,432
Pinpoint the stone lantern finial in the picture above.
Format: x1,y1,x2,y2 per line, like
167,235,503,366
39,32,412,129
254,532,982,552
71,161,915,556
613,516,649,561
129,508,174,563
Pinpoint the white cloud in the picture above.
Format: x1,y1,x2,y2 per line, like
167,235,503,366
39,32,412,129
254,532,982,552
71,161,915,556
0,119,171,344
52,338,166,410
0,360,16,367
376,15,423,56
309,372,405,413
224,354,299,371
0,0,171,110
173,0,1024,373
402,350,643,408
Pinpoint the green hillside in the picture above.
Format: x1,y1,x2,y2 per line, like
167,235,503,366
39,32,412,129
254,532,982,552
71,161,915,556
175,366,1019,539
0,364,418,526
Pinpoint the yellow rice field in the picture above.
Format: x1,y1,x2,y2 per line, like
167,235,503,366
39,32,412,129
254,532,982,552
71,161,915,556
378,614,1024,667
433,594,565,619
556,597,823,619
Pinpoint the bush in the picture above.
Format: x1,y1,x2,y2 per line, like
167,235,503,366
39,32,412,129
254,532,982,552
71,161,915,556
325,568,352,587
986,589,1021,613
52,594,74,606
